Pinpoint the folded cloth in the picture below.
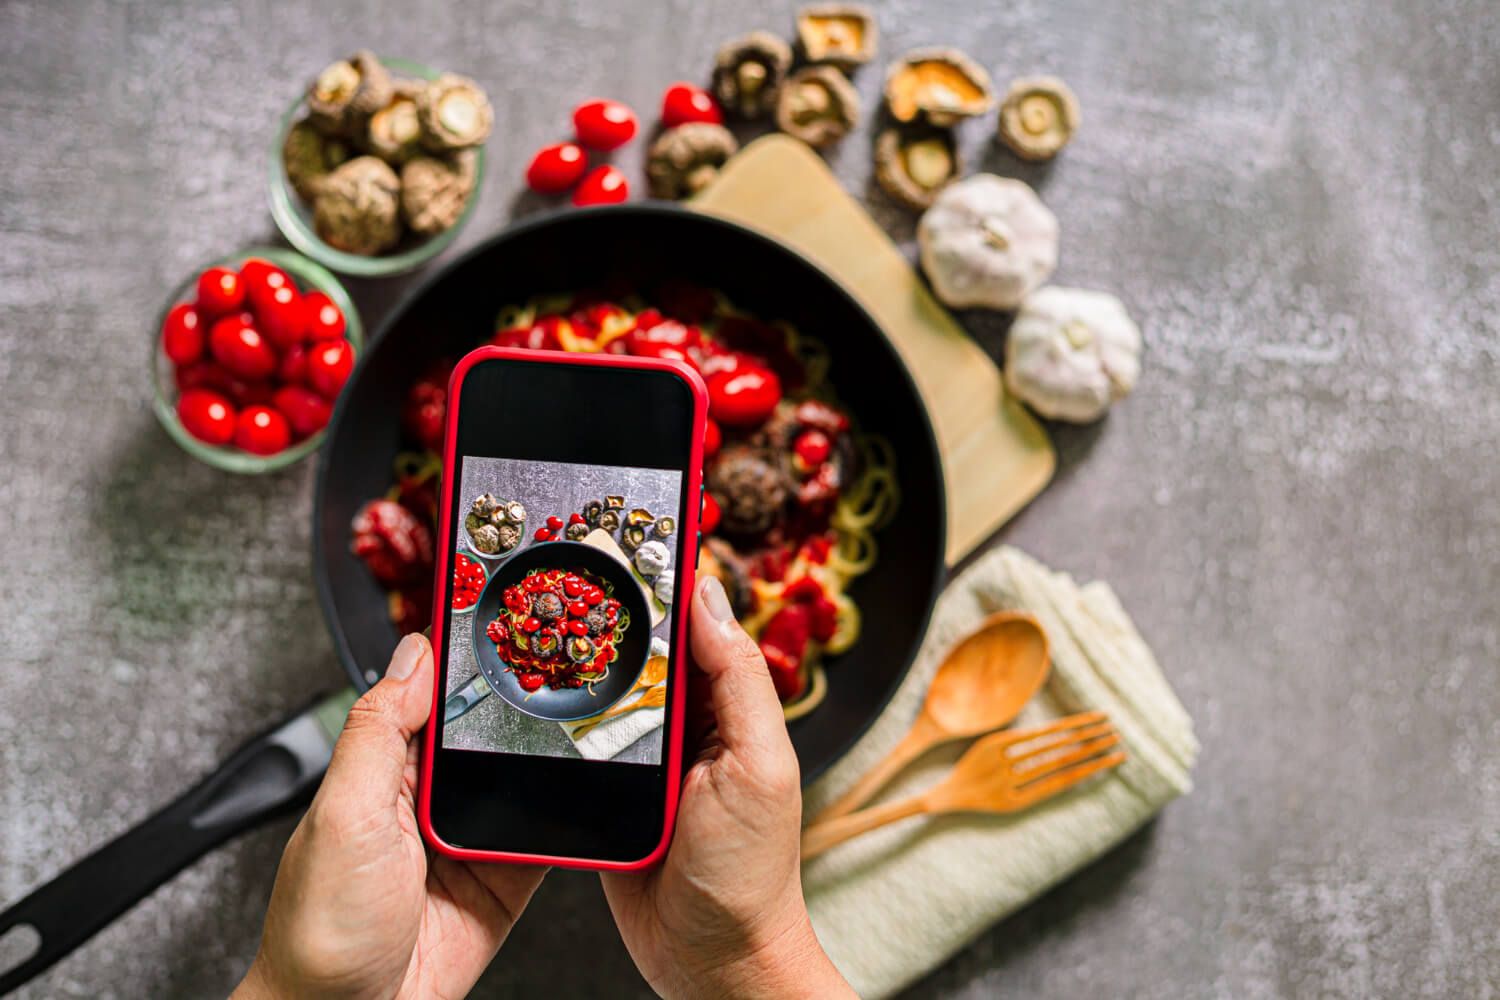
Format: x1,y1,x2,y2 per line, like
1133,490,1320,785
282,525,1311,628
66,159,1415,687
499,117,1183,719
560,637,669,760
802,546,1198,998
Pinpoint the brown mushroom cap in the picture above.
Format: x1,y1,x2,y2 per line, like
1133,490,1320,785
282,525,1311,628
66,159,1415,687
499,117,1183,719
283,120,350,202
998,75,1080,161
796,3,879,69
647,123,739,199
306,50,393,136
874,127,961,210
400,151,477,236
366,80,424,164
313,155,402,256
775,66,861,148
417,73,493,152
712,31,793,119
884,47,995,127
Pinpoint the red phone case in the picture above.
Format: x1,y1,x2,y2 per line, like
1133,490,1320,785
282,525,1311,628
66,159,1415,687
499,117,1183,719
417,346,707,870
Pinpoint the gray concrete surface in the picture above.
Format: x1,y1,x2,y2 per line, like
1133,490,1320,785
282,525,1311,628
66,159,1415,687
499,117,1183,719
2,0,1497,997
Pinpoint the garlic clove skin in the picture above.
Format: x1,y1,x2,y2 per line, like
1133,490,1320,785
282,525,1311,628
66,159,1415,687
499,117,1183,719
917,174,1058,310
1003,286,1142,423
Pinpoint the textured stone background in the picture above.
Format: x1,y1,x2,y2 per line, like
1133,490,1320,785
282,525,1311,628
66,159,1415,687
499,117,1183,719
444,457,681,763
2,0,1498,997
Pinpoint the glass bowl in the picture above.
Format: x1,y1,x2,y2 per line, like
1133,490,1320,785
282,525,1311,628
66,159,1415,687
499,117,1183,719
151,247,363,474
267,56,487,277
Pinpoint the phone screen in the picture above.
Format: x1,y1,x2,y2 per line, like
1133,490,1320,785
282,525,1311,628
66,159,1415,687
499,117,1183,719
426,353,698,863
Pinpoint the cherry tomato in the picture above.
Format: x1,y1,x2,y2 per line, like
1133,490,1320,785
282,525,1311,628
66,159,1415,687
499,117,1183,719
223,376,275,407
303,291,346,341
522,617,542,633
567,620,589,636
526,142,588,194
546,515,564,530
572,165,629,206
161,303,204,365
661,82,722,127
703,418,722,458
195,266,245,317
257,282,306,349
238,257,280,290
306,339,354,399
272,385,333,438
700,491,721,534
174,359,230,394
278,343,309,384
234,404,291,455
793,428,832,470
245,264,292,314
563,576,586,598
209,314,276,380
568,600,589,617
572,99,638,150
568,512,586,525
705,364,781,427
177,389,236,446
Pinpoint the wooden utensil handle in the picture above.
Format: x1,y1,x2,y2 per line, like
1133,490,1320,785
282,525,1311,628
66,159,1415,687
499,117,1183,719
801,794,929,861
810,712,946,823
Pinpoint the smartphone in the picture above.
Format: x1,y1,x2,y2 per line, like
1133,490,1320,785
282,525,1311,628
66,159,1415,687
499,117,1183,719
419,347,706,869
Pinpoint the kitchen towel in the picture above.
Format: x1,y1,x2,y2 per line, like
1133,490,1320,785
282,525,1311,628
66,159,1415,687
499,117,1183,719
561,636,668,760
802,546,1198,998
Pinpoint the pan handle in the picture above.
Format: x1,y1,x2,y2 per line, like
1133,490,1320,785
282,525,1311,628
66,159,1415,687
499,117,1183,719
443,672,493,723
0,688,356,996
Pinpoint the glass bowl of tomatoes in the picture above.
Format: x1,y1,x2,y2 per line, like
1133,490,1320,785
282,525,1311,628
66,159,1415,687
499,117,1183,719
267,56,487,278
152,247,363,473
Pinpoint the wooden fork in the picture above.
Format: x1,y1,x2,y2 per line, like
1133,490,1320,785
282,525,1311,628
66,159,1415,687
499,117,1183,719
801,711,1125,860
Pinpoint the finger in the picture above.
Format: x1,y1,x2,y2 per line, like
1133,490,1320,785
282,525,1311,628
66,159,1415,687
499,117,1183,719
688,576,787,753
324,632,434,797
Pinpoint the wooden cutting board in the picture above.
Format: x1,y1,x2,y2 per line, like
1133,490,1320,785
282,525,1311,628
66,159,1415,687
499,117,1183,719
692,135,1054,566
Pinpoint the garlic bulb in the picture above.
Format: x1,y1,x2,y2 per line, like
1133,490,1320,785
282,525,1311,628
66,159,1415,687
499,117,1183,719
1003,286,1142,423
917,174,1058,310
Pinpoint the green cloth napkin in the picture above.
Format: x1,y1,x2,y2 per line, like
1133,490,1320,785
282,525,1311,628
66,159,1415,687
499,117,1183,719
802,546,1198,998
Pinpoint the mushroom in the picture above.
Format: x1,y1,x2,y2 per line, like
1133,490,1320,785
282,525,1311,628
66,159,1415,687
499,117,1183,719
312,155,402,256
712,31,793,119
417,73,493,152
874,127,960,210
1003,286,1142,423
707,444,791,536
400,151,477,236
916,174,1058,310
366,80,425,163
884,48,995,127
998,75,1080,161
282,120,350,201
795,4,878,70
306,50,393,136
775,66,860,148
646,123,739,199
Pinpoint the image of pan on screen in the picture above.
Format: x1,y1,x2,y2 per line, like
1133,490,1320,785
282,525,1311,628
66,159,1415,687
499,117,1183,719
464,541,653,723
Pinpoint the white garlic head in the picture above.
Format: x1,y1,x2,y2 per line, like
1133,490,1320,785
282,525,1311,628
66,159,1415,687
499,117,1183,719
1004,286,1142,423
917,174,1058,310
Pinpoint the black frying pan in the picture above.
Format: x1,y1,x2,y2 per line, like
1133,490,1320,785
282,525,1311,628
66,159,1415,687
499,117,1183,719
0,205,945,994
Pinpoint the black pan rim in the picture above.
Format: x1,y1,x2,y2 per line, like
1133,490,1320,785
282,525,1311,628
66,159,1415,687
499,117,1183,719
312,202,949,784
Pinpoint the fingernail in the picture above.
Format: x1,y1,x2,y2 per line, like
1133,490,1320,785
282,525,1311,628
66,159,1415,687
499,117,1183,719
387,633,426,681
699,576,734,622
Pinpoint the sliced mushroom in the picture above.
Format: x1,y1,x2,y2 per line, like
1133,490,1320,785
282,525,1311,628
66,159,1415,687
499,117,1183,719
884,48,995,127
775,66,860,148
306,50,393,136
646,123,739,199
417,73,493,152
874,127,960,210
795,4,878,69
712,31,793,119
998,75,1080,161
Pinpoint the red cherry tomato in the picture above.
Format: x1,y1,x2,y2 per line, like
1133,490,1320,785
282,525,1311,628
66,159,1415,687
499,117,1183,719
534,527,555,541
568,600,588,617
238,257,280,290
568,512,586,525
272,385,333,438
161,303,204,365
661,82,722,127
572,165,629,206
209,315,276,380
572,99,638,150
278,343,308,384
195,266,245,317
245,263,292,315
234,404,291,455
303,291,346,341
700,491,721,534
223,376,275,407
567,620,589,636
793,428,832,469
177,389,236,446
526,142,588,194
546,515,564,530
705,364,781,427
174,360,230,394
703,418,722,458
256,282,306,349
306,339,354,399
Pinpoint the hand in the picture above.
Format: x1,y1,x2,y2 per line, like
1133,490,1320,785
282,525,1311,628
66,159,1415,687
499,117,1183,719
233,634,546,1000
601,577,854,999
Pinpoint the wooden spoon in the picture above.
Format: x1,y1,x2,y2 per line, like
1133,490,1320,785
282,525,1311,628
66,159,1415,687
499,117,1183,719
571,655,669,738
809,611,1050,823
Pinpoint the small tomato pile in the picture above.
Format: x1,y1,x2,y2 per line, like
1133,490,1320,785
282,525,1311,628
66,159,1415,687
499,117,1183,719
451,552,487,611
162,257,354,457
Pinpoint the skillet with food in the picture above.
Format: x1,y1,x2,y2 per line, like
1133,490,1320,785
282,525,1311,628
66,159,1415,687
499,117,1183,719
0,205,945,993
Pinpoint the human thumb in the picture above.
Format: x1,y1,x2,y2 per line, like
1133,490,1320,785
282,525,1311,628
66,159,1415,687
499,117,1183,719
689,577,790,756
324,632,434,794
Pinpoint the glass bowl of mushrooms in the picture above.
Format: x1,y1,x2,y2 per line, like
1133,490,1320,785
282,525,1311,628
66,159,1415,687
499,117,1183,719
268,54,490,277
